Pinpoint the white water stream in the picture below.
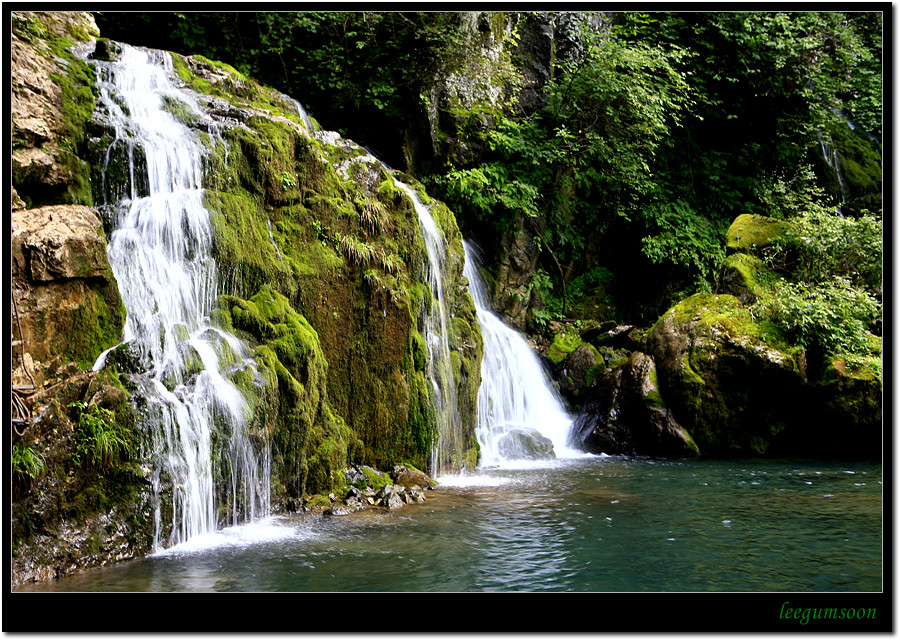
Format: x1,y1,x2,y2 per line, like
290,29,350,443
462,241,579,467
92,45,269,549
392,181,466,475
388,182,579,475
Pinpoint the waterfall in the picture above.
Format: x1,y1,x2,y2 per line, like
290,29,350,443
817,130,849,209
462,241,577,466
91,44,269,549
392,181,466,475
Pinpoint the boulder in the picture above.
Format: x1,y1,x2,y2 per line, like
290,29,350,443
496,426,555,460
391,464,434,489
720,253,767,306
571,352,699,457
14,205,112,281
557,343,601,403
725,214,790,254
646,293,808,456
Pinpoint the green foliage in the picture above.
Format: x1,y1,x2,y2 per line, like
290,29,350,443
435,30,695,311
843,13,882,140
751,201,882,361
68,401,132,469
640,197,728,292
753,277,879,356
12,444,45,480
95,11,467,167
94,10,881,331
781,209,882,289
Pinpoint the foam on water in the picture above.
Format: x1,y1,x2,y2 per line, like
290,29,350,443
152,517,302,556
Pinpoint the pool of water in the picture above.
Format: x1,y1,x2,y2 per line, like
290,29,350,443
14,455,882,593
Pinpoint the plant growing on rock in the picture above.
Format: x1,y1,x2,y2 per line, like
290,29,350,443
68,400,132,469
12,444,45,481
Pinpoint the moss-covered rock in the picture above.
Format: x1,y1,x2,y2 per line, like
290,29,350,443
725,214,791,254
216,286,349,499
721,252,769,305
11,369,154,587
647,293,808,456
827,124,882,214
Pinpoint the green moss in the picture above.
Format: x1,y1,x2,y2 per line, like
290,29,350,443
360,465,392,490
63,283,126,370
723,252,771,298
304,494,332,508
180,48,480,478
160,94,200,128
645,368,668,409
830,124,882,211
725,214,790,254
547,330,583,365
205,189,295,296
671,293,799,358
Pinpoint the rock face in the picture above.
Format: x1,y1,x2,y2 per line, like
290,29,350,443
12,12,99,208
492,218,541,328
12,204,125,376
11,11,125,378
572,352,698,457
11,12,142,590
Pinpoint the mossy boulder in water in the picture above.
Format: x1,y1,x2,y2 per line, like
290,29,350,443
647,293,807,456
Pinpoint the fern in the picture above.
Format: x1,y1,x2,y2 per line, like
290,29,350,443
356,198,393,235
335,232,377,266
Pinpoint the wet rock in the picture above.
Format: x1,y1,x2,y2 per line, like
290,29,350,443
497,427,555,460
375,485,406,510
391,464,434,489
572,352,699,457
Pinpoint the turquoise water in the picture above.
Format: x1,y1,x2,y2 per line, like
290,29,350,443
15,455,882,593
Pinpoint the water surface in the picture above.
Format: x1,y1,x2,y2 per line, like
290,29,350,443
15,455,881,592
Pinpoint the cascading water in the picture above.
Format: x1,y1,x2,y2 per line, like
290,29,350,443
462,241,578,466
392,181,466,475
91,44,269,549
817,130,849,209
